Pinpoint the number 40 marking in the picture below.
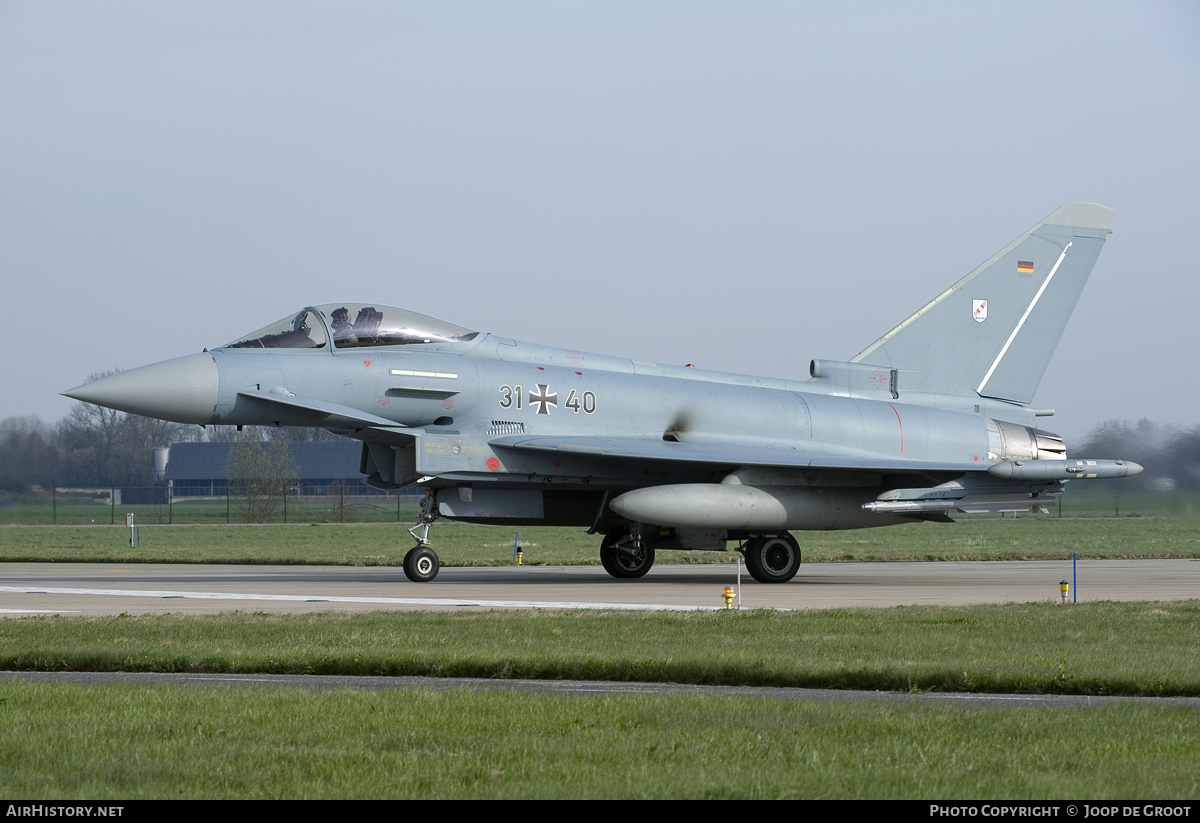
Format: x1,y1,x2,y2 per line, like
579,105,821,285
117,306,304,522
565,389,597,413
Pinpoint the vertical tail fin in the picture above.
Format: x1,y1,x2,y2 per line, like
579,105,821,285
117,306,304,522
851,202,1114,404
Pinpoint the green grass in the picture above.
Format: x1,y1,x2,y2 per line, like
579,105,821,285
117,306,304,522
6,488,1195,799
4,602,1199,696
5,600,1198,798
1,680,1197,798
1053,485,1200,519
2,515,1199,566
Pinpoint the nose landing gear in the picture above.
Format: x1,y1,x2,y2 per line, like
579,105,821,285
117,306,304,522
404,489,441,582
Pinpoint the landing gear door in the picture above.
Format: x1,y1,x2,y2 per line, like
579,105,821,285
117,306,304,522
394,437,420,487
361,435,422,489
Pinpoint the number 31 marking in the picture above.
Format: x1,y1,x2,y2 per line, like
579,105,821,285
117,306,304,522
498,385,522,410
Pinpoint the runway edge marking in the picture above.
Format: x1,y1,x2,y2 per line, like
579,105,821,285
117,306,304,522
0,585,737,613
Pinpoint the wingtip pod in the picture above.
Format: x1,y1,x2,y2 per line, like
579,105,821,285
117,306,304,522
988,459,1142,480
1042,202,1115,231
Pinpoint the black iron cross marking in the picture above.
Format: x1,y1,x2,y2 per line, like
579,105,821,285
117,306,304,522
529,384,557,415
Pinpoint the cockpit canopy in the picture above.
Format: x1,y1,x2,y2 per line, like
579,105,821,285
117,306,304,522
225,304,479,350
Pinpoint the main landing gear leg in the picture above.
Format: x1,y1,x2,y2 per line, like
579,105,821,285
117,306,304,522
403,489,441,582
599,527,655,579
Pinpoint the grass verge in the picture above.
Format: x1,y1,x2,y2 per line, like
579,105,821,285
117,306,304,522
3,601,1199,695
2,516,1200,565
1,680,1197,798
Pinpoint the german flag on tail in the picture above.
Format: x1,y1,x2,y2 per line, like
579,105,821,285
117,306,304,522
1017,261,1034,274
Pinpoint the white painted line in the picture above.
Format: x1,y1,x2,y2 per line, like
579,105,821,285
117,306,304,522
0,608,81,614
389,369,457,379
0,586,721,612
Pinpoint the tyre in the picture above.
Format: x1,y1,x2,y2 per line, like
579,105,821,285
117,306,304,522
403,546,440,582
742,534,801,583
599,531,655,579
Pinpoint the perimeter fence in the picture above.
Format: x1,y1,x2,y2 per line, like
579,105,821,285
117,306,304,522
0,484,425,525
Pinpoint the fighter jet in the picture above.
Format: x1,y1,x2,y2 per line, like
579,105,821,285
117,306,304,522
64,202,1141,583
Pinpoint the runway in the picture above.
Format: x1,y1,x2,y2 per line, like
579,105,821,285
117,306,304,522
1,558,1197,616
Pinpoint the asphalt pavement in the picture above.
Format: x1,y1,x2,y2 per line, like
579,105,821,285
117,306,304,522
1,558,1197,615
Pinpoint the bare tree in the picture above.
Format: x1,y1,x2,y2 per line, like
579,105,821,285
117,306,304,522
225,433,298,523
1163,425,1200,490
56,372,126,486
202,425,244,442
1076,418,1172,492
204,425,339,443
326,476,355,522
270,426,342,442
56,371,199,488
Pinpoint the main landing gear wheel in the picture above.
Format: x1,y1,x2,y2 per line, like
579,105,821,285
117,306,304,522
403,546,440,582
599,531,655,579
742,534,801,583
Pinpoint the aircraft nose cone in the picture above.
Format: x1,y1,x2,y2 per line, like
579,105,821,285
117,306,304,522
61,352,219,425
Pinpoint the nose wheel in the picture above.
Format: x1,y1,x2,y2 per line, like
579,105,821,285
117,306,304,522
403,545,440,582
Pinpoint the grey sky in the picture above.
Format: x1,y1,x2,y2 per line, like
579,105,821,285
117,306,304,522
2,1,1197,445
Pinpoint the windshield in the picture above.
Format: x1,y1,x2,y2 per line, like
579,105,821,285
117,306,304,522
225,304,478,350
226,309,327,349
316,303,478,349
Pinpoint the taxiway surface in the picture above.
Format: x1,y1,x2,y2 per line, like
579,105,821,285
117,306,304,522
1,559,1196,616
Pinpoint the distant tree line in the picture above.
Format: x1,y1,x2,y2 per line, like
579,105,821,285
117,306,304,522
1075,419,1200,492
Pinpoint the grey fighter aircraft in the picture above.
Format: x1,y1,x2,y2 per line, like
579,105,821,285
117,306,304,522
64,202,1141,583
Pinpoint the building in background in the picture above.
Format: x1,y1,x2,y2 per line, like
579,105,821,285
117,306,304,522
164,440,372,498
